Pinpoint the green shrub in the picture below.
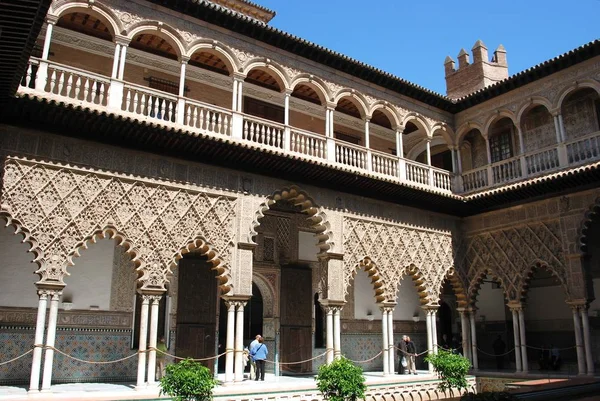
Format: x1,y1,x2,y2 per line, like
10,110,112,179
424,349,471,394
159,359,218,401
460,392,517,401
315,357,367,401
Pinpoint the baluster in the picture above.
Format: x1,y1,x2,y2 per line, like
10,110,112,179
82,78,90,103
291,133,297,152
336,146,341,163
132,92,139,114
125,90,132,112
185,106,191,126
215,114,221,133
224,115,231,135
74,77,82,100
243,121,248,140
65,75,73,98
98,83,105,105
167,101,173,122
24,64,33,88
138,94,146,116
48,70,57,93
57,71,65,96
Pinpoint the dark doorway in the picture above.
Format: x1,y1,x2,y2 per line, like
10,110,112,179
280,264,312,373
438,302,453,346
175,253,218,372
245,283,264,340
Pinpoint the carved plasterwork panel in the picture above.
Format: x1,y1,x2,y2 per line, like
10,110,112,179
460,220,569,302
0,158,237,292
343,217,455,304
110,243,136,312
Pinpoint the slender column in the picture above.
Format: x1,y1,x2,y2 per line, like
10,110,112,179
333,307,341,359
364,118,370,148
572,306,586,375
511,308,522,372
456,146,463,173
117,45,128,80
485,137,492,163
178,61,187,97
396,127,404,157
136,295,150,388
459,309,470,361
329,108,334,138
553,114,563,143
325,107,330,137
580,306,594,375
147,295,161,385
469,310,479,370
450,147,457,173
426,310,433,373
232,79,238,111
516,126,525,154
284,92,290,126
29,290,49,392
517,308,528,373
381,307,389,375
41,22,54,60
111,43,121,79
224,301,236,382
387,307,395,374
425,139,432,165
325,306,334,363
431,309,438,354
41,290,62,391
234,301,246,382
237,80,243,112
558,113,566,142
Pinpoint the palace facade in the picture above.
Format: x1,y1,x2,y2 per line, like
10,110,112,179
0,0,599,393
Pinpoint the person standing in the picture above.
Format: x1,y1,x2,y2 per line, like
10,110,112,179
406,336,417,375
156,336,168,379
248,334,261,380
493,335,506,371
251,336,268,381
398,335,408,374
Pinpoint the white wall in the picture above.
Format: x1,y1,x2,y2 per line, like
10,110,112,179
353,272,426,321
0,224,39,307
475,281,506,321
524,285,571,320
62,239,115,310
298,230,318,262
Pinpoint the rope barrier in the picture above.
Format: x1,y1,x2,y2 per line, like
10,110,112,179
0,349,33,366
264,351,327,366
152,347,230,362
475,347,516,357
347,351,383,364
50,346,140,365
393,345,431,357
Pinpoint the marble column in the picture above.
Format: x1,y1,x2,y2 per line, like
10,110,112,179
41,21,54,60
426,310,433,373
387,307,395,374
178,60,187,97
224,301,236,383
381,307,389,375
572,306,586,375
117,44,128,80
284,92,290,126
333,307,342,359
234,301,246,382
29,290,49,392
325,306,334,364
459,309,470,361
136,295,150,389
469,310,478,370
147,295,162,385
111,43,121,79
425,139,432,165
232,78,239,111
396,127,404,158
237,80,243,113
517,307,528,373
511,308,522,372
580,306,594,375
41,290,62,391
431,309,438,354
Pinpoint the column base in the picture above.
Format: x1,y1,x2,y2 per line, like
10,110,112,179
39,388,52,394
134,384,148,391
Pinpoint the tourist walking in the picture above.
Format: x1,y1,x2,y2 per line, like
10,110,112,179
250,336,268,381
405,336,417,375
398,335,408,374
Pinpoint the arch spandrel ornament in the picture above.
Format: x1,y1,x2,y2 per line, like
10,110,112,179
0,157,236,293
342,217,455,305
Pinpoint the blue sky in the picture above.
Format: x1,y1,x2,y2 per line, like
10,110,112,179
257,0,599,96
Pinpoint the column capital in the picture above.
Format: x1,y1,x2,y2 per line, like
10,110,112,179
550,108,562,117
180,56,190,64
326,102,337,110
395,124,405,133
233,73,246,82
379,304,395,314
46,15,59,25
284,89,293,96
507,301,524,312
567,300,588,311
114,35,130,46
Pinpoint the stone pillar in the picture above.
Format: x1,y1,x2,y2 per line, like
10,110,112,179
387,306,395,374
333,307,342,359
553,114,563,143
516,126,526,154
29,290,49,392
325,106,330,137
431,308,438,354
237,80,243,113
580,306,594,375
325,306,334,364
425,139,432,165
329,108,334,138
284,92,290,126
364,118,370,148
147,295,162,385
572,305,586,375
469,310,478,370
517,307,528,373
381,307,389,375
36,18,57,90
111,43,121,79
234,301,246,382
458,308,470,361
456,146,463,173
426,309,433,373
40,290,62,392
396,126,404,158
558,113,566,142
41,21,54,60
224,300,236,383
178,60,187,97
511,307,522,372
232,79,239,111
117,44,128,81
136,295,150,389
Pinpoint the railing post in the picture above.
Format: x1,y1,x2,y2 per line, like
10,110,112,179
327,137,336,163
366,149,372,172
487,165,494,186
520,155,528,178
453,174,463,193
107,80,123,111
283,126,291,152
35,62,49,91
231,112,243,140
557,143,569,167
176,97,186,125
398,159,406,181
428,167,434,187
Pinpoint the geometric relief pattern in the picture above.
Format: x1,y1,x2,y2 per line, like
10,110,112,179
461,220,568,302
343,217,455,305
0,158,236,292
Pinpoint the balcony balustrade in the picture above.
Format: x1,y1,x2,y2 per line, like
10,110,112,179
20,57,600,197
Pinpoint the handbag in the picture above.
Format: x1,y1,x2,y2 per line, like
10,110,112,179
401,356,407,368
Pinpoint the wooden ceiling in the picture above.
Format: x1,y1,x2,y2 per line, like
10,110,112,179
189,51,230,76
371,109,392,129
57,13,112,41
130,33,178,61
291,84,321,105
335,97,361,119
245,68,281,92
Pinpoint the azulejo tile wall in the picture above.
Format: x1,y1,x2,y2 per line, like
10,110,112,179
0,327,35,384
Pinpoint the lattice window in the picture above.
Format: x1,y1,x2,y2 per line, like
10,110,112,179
490,131,513,163
263,237,275,262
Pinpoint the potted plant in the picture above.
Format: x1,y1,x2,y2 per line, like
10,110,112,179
159,358,218,401
315,357,367,401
